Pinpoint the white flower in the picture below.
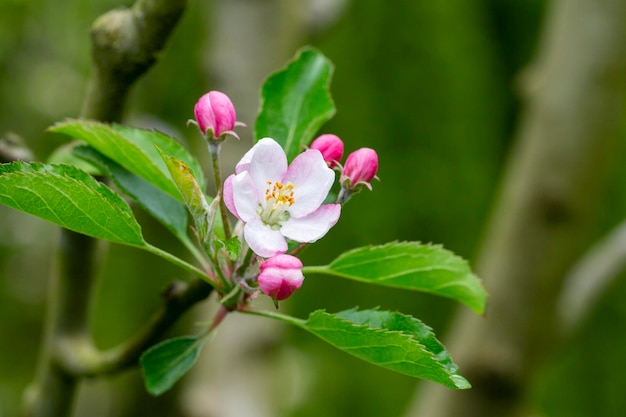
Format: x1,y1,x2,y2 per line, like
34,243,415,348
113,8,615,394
224,138,341,257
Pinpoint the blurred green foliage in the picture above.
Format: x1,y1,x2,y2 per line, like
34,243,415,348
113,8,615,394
3,0,626,416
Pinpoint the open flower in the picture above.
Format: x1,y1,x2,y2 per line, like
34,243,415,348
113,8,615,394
224,138,341,258
257,254,304,300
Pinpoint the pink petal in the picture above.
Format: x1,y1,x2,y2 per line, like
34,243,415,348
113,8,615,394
310,134,344,168
223,174,239,219
282,149,335,218
194,94,216,135
281,204,341,243
258,255,304,300
209,91,236,136
244,218,288,258
231,171,260,222
261,254,303,270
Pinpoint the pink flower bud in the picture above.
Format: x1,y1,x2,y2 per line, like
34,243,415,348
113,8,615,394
310,134,344,168
194,91,236,138
341,148,379,189
258,254,304,301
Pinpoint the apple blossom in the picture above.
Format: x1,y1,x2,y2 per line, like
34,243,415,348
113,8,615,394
257,254,304,300
224,138,341,258
310,134,344,168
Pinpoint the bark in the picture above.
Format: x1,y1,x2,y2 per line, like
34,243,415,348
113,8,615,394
405,0,626,416
21,1,195,416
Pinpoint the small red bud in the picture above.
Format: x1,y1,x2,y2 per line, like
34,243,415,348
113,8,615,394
194,91,236,138
310,134,344,168
341,148,379,189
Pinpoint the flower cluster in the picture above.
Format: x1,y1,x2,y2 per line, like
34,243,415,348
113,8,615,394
193,91,378,305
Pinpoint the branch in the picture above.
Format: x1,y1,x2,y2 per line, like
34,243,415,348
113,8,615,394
23,1,191,416
57,278,213,376
405,0,626,416
82,0,188,121
558,218,626,332
0,132,34,163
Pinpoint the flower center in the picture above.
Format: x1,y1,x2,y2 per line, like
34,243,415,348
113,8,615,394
259,181,295,227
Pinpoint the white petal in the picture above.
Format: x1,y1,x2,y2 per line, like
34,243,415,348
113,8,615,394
246,138,288,199
283,149,335,218
281,204,341,243
244,218,288,257
235,145,255,174
231,171,260,222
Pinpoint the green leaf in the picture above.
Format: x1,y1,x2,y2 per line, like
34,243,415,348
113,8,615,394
214,237,240,261
140,335,207,396
0,161,210,278
49,120,205,201
304,242,487,314
74,146,190,245
254,46,336,161
251,308,470,389
159,151,216,243
0,161,145,246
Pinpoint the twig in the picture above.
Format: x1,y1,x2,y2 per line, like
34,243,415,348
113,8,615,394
405,0,626,416
0,132,34,163
57,278,213,376
558,219,626,332
23,1,192,416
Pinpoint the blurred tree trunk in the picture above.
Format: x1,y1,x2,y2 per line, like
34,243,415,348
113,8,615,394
405,0,626,416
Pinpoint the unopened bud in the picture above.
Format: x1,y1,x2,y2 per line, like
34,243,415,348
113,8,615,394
310,134,344,168
341,148,378,190
193,91,237,139
257,254,304,301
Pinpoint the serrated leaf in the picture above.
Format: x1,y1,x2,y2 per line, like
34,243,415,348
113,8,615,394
0,161,145,246
0,161,210,278
305,242,486,314
49,120,205,201
140,335,207,396
254,308,470,389
254,47,335,161
74,146,189,245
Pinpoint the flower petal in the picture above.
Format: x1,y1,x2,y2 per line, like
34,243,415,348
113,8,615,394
244,218,288,257
235,145,255,174
258,254,304,300
223,174,238,219
231,171,260,222
283,149,335,218
246,138,288,198
281,204,341,243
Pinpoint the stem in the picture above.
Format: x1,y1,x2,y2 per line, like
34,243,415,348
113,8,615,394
180,234,213,273
238,307,306,328
208,141,232,240
301,265,329,275
144,243,212,281
290,242,309,257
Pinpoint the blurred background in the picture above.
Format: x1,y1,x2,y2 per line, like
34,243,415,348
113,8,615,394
2,0,626,416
